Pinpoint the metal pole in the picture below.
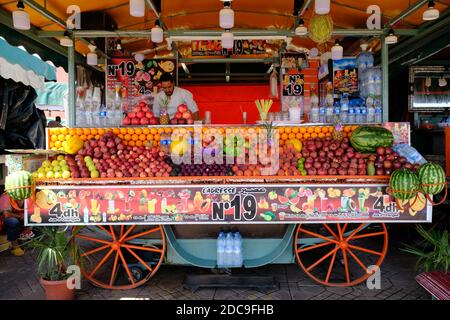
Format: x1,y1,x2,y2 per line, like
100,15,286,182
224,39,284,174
381,35,389,123
68,42,76,127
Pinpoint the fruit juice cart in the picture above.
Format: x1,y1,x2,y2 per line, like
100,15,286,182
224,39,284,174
19,123,434,290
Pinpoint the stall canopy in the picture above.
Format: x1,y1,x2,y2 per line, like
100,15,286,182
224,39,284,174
0,36,56,89
0,0,448,78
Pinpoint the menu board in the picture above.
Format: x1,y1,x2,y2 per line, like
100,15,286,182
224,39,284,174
106,57,177,112
191,40,267,56
25,184,431,226
333,58,358,95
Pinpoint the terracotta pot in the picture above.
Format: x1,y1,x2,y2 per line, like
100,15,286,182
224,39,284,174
40,278,75,300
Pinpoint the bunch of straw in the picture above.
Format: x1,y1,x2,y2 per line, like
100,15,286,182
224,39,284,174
255,99,273,121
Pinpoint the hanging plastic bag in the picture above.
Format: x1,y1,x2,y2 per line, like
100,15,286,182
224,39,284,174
269,69,279,99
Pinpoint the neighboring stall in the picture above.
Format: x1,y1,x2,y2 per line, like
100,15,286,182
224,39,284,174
0,1,448,290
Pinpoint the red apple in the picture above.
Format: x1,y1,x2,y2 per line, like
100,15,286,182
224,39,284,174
178,105,188,113
136,111,144,118
131,118,140,125
128,112,136,119
175,112,182,119
140,117,149,125
123,117,131,125
145,112,154,119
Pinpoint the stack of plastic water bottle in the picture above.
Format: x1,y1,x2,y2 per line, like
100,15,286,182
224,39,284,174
217,231,243,268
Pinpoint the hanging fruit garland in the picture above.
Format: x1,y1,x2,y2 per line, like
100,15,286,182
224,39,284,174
308,14,334,44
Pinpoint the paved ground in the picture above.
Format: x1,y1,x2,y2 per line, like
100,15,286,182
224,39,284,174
0,239,430,300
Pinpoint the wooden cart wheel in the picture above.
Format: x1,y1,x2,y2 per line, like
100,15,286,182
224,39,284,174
72,225,166,290
294,223,388,287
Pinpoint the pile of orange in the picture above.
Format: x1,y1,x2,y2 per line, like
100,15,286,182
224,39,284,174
278,125,358,145
48,125,361,151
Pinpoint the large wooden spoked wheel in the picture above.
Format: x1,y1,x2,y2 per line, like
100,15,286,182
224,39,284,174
294,223,388,287
72,225,166,290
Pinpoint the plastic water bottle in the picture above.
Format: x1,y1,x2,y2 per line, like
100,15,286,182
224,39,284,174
348,106,355,124
355,106,362,124
326,104,334,123
310,105,319,123
319,105,326,123
232,232,243,267
374,101,383,123
217,232,225,267
333,101,341,121
340,94,349,123
224,232,234,267
360,104,367,123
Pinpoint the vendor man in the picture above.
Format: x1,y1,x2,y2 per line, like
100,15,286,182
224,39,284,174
153,73,199,120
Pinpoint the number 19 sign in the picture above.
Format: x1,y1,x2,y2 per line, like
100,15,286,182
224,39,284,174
282,73,304,96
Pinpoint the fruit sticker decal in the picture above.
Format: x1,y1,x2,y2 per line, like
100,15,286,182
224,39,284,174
25,184,430,226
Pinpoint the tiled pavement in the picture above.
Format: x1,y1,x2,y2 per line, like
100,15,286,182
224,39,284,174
0,242,430,300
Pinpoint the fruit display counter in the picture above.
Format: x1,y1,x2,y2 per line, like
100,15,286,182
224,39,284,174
5,123,445,289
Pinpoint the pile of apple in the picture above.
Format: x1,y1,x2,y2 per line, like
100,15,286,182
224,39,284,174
33,155,72,179
170,104,194,125
76,132,172,178
122,101,159,126
368,146,418,176
302,137,368,176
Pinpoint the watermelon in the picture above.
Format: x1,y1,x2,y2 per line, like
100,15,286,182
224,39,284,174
350,126,394,153
417,163,446,195
5,170,35,200
389,169,420,200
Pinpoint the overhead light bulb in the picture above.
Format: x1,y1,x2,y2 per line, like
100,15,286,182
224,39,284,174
12,1,30,30
220,2,234,29
385,29,398,44
151,21,164,43
87,45,97,65
295,19,308,36
134,53,145,62
423,1,439,20
331,40,343,60
309,47,319,57
60,31,73,47
129,0,145,18
315,0,330,15
221,30,234,49
116,39,122,50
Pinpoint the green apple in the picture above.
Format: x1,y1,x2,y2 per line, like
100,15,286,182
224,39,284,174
57,155,65,161
42,160,51,168
53,165,61,172
59,160,67,167
84,156,93,163
37,167,45,174
45,167,52,173
46,171,54,178
87,164,96,172
37,172,45,179
54,171,62,179
90,170,99,178
62,171,71,179
61,165,70,172
51,160,59,167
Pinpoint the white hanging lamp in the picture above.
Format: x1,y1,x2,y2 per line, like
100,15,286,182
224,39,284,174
315,0,330,15
221,30,234,49
129,0,145,18
60,31,73,47
134,53,145,62
423,1,439,21
385,29,398,45
295,19,308,36
331,40,343,60
151,20,164,43
219,1,234,29
12,1,30,30
86,45,97,66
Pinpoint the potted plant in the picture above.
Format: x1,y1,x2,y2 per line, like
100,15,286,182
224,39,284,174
27,226,82,300
401,225,450,273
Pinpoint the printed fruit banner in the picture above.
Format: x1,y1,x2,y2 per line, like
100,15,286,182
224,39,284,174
25,184,431,226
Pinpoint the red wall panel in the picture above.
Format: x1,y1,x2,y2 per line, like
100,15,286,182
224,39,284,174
182,84,280,124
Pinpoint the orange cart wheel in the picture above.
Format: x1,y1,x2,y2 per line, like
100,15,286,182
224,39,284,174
294,223,388,287
72,225,166,290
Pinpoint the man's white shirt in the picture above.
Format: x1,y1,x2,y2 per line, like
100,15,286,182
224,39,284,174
152,87,199,118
